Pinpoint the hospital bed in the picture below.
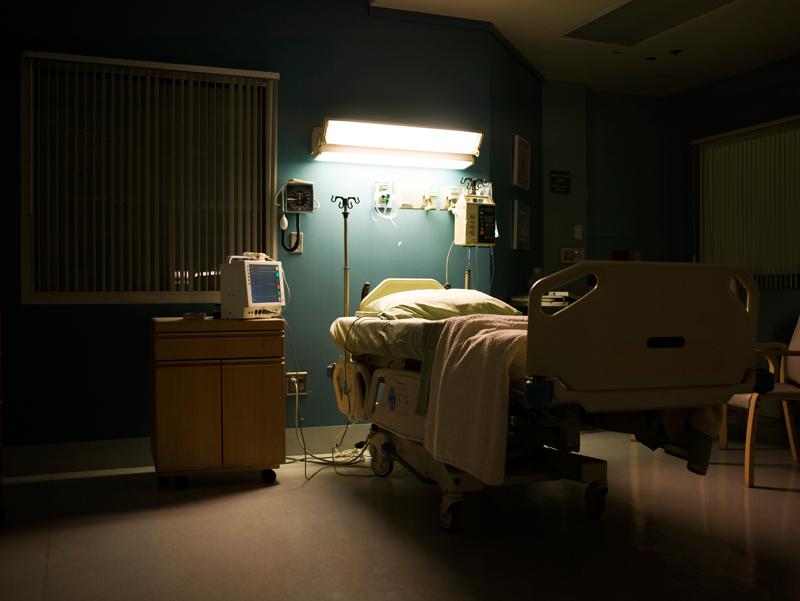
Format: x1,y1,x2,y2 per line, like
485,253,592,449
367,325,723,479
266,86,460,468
329,261,760,530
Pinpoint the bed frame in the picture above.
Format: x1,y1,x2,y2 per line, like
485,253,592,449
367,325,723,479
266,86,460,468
331,261,759,530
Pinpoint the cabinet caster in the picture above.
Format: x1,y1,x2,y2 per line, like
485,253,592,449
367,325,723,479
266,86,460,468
585,481,608,517
261,469,277,484
174,475,189,490
369,446,393,477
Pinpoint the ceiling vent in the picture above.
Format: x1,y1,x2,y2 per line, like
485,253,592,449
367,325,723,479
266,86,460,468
564,0,738,46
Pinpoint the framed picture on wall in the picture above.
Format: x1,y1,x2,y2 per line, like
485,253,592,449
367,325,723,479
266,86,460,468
513,134,531,190
512,198,530,250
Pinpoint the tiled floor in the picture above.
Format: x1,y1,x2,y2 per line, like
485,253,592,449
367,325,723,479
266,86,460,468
1,430,799,601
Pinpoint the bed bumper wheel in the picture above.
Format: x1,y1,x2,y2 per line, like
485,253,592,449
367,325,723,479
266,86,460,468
439,492,464,531
370,445,394,477
584,481,608,517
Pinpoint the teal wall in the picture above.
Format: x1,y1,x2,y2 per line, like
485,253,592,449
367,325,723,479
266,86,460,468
542,81,587,277
0,1,542,443
586,91,674,262
486,36,542,301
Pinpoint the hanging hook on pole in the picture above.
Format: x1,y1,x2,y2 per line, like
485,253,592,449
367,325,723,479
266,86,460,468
331,196,360,317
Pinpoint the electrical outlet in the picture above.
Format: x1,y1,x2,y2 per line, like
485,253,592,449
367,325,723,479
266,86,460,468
289,232,303,254
561,247,585,263
285,371,309,395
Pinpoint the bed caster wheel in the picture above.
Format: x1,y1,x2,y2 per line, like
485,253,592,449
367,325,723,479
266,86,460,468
585,482,608,517
174,475,189,490
370,447,394,477
439,502,462,532
261,469,277,484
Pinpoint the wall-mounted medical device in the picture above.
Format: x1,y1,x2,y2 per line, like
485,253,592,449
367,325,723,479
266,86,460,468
454,177,496,247
278,179,315,253
220,252,285,319
284,180,315,213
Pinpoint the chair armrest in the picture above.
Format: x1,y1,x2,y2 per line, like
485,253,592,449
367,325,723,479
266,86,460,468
755,345,800,382
755,343,787,374
755,342,788,351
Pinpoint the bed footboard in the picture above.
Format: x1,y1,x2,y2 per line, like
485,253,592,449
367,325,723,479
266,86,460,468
526,261,758,413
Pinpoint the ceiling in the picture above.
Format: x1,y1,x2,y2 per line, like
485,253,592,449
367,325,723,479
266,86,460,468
370,0,800,96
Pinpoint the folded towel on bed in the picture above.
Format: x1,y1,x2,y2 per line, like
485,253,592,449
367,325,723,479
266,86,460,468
424,315,528,485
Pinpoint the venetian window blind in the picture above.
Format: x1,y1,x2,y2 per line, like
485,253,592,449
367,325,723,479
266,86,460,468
697,116,800,290
21,52,278,303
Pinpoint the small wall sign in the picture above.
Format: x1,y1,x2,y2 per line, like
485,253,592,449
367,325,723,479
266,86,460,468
550,170,571,194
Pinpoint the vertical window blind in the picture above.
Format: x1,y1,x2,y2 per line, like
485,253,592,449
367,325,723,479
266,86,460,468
697,117,800,290
21,52,278,303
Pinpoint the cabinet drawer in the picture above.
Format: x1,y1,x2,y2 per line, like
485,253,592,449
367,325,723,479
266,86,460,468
154,331,283,360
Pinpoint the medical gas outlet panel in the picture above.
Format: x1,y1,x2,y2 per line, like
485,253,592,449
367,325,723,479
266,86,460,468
454,195,496,247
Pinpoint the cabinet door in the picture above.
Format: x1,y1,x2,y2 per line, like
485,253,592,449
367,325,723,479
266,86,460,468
154,361,222,472
221,359,285,468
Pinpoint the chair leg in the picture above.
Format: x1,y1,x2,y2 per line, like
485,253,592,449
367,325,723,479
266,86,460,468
719,406,729,450
744,394,760,488
782,401,799,463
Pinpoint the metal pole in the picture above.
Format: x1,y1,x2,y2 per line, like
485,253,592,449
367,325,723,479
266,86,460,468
464,247,471,289
332,196,359,317
343,210,350,317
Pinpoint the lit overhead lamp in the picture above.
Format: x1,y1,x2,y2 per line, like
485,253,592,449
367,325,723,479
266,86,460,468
311,119,483,169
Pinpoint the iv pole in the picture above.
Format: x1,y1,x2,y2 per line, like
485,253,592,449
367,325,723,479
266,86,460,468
459,176,484,290
464,247,472,289
332,195,360,317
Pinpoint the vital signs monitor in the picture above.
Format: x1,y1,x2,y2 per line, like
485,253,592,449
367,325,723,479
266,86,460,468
221,254,285,319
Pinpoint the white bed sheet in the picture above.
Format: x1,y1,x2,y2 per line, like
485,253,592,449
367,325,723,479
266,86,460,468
425,315,529,485
330,316,438,360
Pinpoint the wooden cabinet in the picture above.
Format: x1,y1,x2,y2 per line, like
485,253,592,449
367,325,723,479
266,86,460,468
152,318,284,481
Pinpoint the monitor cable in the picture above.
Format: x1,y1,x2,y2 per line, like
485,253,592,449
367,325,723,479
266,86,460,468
282,317,372,482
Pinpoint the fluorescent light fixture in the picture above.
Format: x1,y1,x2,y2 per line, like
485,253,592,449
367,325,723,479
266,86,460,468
311,119,483,169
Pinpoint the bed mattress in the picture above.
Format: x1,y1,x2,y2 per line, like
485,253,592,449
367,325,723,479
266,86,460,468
331,315,529,448
330,316,444,360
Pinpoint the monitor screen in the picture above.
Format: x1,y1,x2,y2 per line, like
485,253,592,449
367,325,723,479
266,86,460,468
248,263,283,304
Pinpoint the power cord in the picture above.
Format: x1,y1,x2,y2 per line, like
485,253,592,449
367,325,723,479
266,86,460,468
282,316,372,482
444,240,454,286
474,247,479,291
490,247,495,293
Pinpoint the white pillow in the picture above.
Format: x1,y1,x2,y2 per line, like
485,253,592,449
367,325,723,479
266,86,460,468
361,288,521,320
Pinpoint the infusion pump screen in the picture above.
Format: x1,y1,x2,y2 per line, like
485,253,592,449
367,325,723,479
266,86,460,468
249,264,282,303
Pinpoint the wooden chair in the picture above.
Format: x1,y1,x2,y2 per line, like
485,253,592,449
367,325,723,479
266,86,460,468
719,317,800,487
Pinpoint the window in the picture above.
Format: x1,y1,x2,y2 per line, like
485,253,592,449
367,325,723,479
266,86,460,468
696,117,800,290
21,52,278,303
